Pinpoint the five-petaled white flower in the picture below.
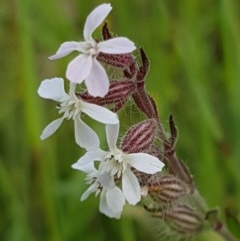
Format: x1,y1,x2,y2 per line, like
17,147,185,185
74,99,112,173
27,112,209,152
72,123,165,207
72,162,125,219
49,3,136,97
38,77,119,150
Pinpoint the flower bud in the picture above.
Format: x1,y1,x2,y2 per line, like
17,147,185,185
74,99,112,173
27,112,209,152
79,80,135,106
121,119,157,153
136,48,149,82
163,204,204,235
101,22,112,40
147,174,190,204
132,92,158,119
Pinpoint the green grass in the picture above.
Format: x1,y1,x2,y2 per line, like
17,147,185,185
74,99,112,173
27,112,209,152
1,0,240,240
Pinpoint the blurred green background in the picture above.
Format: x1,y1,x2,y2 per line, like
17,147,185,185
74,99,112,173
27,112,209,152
1,0,240,240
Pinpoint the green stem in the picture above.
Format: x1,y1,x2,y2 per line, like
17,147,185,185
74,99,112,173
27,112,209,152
214,221,238,241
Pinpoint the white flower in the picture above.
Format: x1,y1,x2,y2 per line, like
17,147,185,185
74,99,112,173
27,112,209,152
49,3,136,97
73,123,165,206
72,162,125,219
38,77,119,149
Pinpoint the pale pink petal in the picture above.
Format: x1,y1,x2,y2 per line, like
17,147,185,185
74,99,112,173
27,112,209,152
84,58,109,97
40,117,64,140
74,116,100,149
122,168,141,205
66,54,92,83
81,101,119,124
49,41,80,60
98,37,136,54
127,153,164,174
106,124,119,150
38,78,68,102
84,3,112,41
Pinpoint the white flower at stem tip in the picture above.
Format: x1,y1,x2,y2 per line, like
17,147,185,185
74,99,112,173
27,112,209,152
72,123,165,212
38,77,119,150
48,3,136,97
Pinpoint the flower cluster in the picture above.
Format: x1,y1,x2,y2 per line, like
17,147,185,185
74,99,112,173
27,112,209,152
39,3,235,241
38,3,164,219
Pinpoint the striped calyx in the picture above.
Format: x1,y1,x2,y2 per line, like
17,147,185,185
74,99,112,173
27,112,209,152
163,204,204,235
79,80,135,107
121,119,157,153
97,52,135,68
147,174,190,204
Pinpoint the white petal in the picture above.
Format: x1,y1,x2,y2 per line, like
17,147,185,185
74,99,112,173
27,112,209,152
49,41,80,60
83,3,112,42
37,78,68,102
127,153,165,174
66,54,92,83
71,161,96,174
40,117,64,140
122,168,141,205
81,101,119,124
106,124,119,150
74,116,100,149
100,190,121,219
106,187,125,214
84,59,109,97
81,183,98,201
98,37,136,54
74,149,107,167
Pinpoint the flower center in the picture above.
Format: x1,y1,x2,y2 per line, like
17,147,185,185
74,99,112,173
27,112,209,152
86,41,98,56
58,95,82,119
100,150,128,179
88,47,98,56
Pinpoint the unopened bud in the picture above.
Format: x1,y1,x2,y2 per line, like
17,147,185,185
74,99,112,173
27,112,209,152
79,80,135,106
101,23,112,40
163,204,204,235
147,174,190,204
132,92,158,119
121,119,157,153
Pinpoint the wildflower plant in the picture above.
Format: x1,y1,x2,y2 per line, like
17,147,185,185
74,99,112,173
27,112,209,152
38,3,238,241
